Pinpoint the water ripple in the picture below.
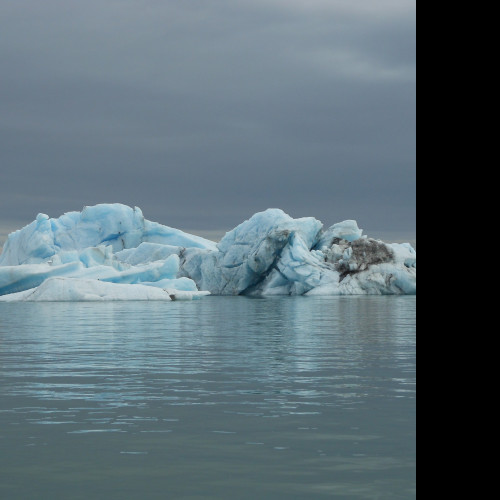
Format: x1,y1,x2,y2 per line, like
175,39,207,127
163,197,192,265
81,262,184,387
0,296,416,499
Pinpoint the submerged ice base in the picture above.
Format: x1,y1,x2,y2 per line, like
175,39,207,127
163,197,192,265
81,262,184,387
0,204,416,300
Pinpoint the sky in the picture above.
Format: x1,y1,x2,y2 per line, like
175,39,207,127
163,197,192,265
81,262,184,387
0,0,416,243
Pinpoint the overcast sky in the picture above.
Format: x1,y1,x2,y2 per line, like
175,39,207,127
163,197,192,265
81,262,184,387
0,0,416,240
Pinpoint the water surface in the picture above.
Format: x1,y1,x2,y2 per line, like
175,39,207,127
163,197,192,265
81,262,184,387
0,297,416,499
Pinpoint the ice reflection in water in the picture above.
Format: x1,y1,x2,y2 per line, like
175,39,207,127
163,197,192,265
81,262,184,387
0,297,416,499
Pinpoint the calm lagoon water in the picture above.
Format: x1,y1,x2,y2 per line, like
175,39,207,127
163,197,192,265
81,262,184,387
0,297,416,500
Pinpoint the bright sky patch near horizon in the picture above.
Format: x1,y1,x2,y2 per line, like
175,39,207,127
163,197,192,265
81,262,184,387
0,0,416,239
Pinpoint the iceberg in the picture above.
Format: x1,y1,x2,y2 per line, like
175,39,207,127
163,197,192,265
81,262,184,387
181,209,323,295
0,254,189,297
0,204,416,300
0,278,210,302
0,204,216,267
181,210,415,296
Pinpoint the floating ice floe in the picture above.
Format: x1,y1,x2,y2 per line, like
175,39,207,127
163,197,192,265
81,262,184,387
0,204,416,301
0,277,210,302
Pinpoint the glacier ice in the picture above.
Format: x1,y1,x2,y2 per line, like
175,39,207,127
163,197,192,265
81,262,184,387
0,254,185,297
315,220,364,249
0,278,209,302
0,204,416,301
180,210,415,296
0,204,216,267
182,209,324,295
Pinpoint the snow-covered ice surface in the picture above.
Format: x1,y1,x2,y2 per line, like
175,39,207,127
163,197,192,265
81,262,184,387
0,204,416,301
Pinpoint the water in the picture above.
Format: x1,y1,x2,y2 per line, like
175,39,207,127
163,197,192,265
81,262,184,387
0,297,416,499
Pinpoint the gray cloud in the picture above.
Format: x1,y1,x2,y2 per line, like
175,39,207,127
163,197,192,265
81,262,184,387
0,0,416,239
